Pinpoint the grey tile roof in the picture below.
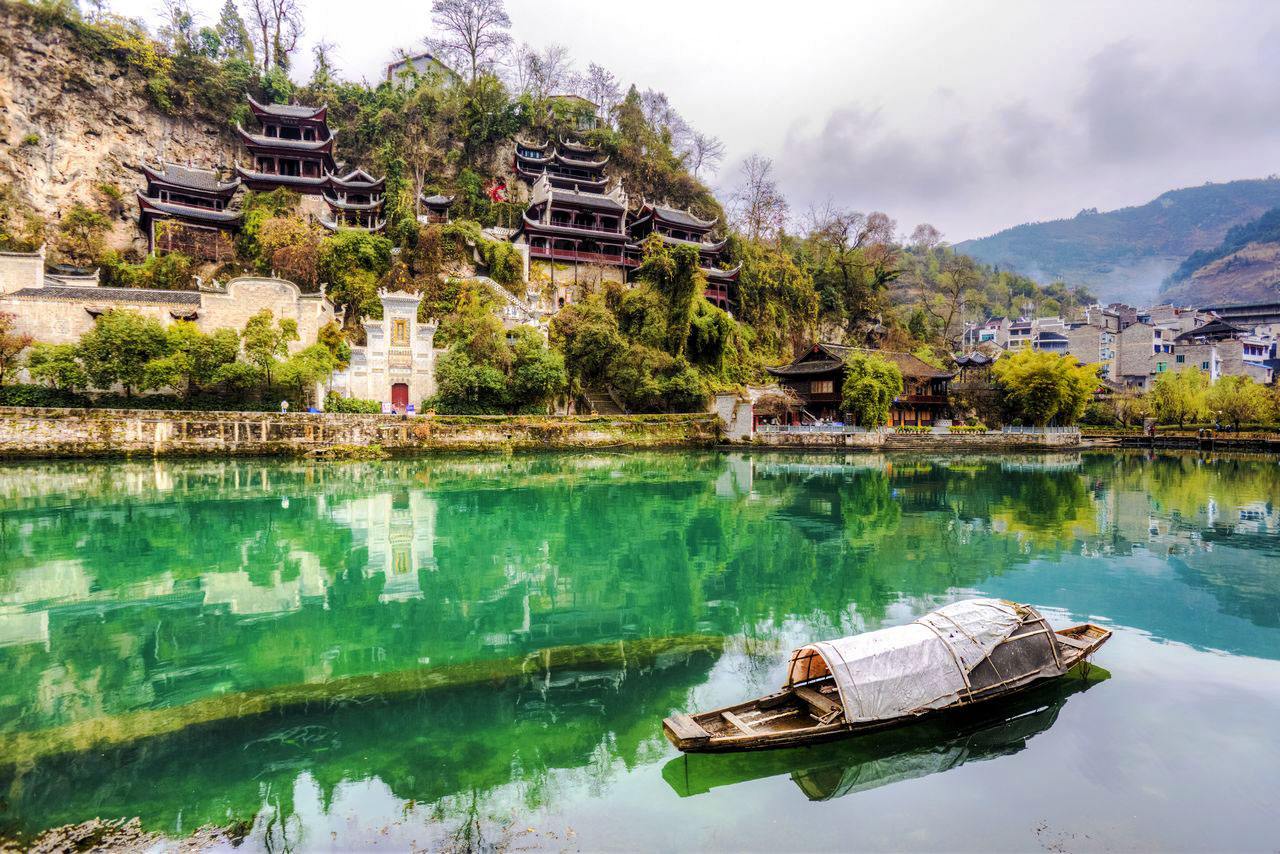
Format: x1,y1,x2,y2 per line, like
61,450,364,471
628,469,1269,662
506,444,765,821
8,287,201,305
145,162,235,192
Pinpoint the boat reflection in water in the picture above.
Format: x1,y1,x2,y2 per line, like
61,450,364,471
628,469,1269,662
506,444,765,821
663,664,1109,801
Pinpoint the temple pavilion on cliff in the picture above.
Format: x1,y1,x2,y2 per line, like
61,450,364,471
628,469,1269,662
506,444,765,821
136,162,242,262
513,173,630,270
320,168,385,231
514,137,609,192
235,95,385,232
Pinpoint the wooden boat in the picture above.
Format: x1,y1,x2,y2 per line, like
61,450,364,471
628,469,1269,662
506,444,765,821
663,599,1111,753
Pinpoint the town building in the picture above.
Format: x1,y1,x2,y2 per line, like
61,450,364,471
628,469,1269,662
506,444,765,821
136,163,241,261
1174,319,1274,384
766,343,953,426
1032,330,1069,354
514,137,610,191
1065,323,1118,379
329,289,441,412
964,317,1011,349
385,50,457,84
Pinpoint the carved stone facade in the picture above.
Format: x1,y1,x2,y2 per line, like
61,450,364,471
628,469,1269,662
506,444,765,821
330,290,441,410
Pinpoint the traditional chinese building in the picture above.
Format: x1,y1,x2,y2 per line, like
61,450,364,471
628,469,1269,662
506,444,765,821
514,137,609,191
766,343,954,426
235,96,337,192
513,173,630,271
329,289,440,412
321,168,386,232
627,202,739,311
419,193,454,224
136,163,241,261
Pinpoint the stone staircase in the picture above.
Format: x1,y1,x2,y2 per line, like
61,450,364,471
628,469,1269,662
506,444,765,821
583,388,625,415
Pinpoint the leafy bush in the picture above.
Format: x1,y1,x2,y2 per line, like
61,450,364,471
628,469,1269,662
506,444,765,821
0,384,89,408
894,425,932,434
948,424,988,434
324,393,382,413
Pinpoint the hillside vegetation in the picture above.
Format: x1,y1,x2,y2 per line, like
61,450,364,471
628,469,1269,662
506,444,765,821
0,0,1095,414
1160,207,1280,305
956,179,1280,304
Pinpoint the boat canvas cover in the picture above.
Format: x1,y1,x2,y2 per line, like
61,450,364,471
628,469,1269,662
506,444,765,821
786,599,1024,723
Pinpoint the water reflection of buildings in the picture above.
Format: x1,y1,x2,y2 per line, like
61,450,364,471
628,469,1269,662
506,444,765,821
330,492,439,602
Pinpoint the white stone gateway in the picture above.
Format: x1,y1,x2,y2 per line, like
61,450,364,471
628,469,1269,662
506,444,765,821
331,289,441,412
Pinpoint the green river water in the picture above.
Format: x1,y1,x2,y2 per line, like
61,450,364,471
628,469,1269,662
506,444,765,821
0,450,1278,851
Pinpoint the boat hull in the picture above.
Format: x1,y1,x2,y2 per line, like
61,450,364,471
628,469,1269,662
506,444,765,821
664,622,1111,753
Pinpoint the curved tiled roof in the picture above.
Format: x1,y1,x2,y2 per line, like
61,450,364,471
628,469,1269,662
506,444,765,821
137,193,241,225
246,95,327,121
7,286,201,305
140,163,240,195
235,125,336,152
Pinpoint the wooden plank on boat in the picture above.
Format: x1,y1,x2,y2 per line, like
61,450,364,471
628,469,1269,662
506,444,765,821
665,714,710,742
721,710,757,734
795,686,841,717
1056,633,1091,650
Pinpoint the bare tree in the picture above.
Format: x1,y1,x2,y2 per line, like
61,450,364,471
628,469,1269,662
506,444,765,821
731,154,789,242
244,0,302,72
640,88,692,154
429,0,512,83
582,62,620,122
687,131,725,179
927,252,981,347
909,222,943,252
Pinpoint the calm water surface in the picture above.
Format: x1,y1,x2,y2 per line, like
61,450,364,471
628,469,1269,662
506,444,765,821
0,451,1278,851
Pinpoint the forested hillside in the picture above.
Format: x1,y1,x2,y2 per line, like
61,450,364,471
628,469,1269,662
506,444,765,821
1160,207,1280,305
956,179,1280,304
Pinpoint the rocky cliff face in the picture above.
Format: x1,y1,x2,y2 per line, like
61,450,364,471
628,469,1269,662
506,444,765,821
0,6,235,255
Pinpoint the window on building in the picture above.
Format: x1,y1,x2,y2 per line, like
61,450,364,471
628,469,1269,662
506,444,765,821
1176,354,1185,363
812,380,834,394
392,318,409,345
1156,361,1167,373
1201,361,1210,371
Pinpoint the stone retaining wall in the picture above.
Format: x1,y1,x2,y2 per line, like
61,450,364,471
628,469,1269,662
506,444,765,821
744,430,1080,451
0,408,719,458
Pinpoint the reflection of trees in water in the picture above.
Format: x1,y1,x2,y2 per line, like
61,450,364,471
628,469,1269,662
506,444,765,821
0,646,718,841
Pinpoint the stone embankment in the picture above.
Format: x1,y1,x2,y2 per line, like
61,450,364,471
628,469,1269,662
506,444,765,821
0,407,719,458
745,430,1081,451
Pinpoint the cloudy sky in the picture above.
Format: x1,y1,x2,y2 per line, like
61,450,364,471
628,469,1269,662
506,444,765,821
112,0,1280,242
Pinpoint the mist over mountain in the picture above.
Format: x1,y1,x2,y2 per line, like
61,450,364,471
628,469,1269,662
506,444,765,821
955,179,1280,305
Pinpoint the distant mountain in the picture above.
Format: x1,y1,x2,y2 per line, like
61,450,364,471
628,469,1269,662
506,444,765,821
955,179,1280,305
1160,207,1280,305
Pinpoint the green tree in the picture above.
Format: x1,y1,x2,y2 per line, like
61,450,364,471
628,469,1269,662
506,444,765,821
841,352,904,427
142,322,240,399
549,296,626,384
0,312,32,385
213,0,253,61
635,237,703,356
56,204,111,266
992,349,1097,426
276,344,338,404
25,343,85,390
1207,374,1270,430
240,310,298,390
77,310,172,397
507,326,567,409
1150,368,1209,427
318,230,394,319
